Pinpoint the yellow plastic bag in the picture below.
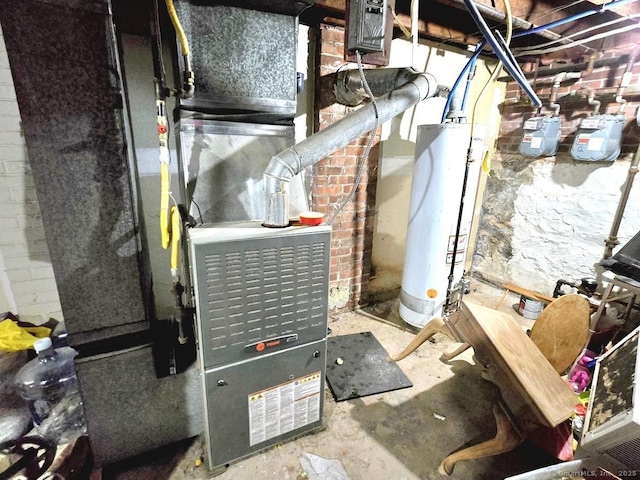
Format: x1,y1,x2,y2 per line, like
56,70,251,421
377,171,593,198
0,319,51,352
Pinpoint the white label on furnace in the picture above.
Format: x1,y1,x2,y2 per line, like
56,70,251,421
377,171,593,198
248,372,321,446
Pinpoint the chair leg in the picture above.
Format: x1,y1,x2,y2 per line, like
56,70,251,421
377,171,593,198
388,317,453,361
438,404,523,476
440,342,471,363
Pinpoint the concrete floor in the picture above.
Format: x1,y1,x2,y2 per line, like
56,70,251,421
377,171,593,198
101,282,563,480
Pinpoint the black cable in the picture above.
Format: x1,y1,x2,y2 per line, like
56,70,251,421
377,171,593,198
0,436,56,480
327,51,380,225
151,0,167,90
443,147,473,316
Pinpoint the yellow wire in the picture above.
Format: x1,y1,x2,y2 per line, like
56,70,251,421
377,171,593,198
165,0,190,57
471,0,512,174
388,4,412,38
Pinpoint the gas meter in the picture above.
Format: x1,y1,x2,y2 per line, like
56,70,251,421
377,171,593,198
519,116,561,158
570,114,625,162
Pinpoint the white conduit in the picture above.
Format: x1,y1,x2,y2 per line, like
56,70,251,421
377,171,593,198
516,22,640,56
513,13,640,53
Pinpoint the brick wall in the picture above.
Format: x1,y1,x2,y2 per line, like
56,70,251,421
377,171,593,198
472,44,640,292
0,25,63,324
313,24,380,311
499,51,640,156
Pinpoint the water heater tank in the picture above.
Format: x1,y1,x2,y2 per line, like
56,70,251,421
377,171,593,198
399,123,481,328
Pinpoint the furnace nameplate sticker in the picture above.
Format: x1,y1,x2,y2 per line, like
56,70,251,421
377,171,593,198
248,372,321,446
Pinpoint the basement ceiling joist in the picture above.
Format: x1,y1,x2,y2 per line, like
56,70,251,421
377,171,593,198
301,0,640,62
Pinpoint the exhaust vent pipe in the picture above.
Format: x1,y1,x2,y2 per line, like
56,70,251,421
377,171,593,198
263,70,439,227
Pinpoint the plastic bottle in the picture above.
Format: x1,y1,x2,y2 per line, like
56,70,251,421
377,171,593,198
14,337,87,444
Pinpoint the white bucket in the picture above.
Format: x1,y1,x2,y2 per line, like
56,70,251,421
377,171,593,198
518,295,543,320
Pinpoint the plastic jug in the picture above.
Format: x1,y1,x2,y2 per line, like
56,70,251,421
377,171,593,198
14,337,87,444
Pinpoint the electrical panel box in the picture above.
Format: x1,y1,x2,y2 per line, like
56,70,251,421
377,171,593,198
347,0,387,54
571,114,626,162
519,116,561,158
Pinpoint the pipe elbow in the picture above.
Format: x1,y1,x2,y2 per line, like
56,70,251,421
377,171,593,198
412,72,439,101
264,149,299,184
263,150,300,228
587,93,601,115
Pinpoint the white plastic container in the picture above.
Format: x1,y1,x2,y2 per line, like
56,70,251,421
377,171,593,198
14,337,87,444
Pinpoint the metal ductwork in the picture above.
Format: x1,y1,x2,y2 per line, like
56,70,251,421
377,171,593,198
262,69,439,227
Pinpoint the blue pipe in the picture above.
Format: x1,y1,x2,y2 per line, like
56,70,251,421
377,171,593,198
494,30,529,88
441,44,483,123
463,0,542,107
513,0,638,38
460,53,478,112
444,0,637,119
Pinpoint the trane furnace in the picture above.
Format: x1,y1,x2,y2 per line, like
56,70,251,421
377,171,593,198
188,223,331,468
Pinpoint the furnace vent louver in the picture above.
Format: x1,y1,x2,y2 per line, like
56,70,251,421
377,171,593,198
199,241,328,367
188,222,331,469
189,223,331,369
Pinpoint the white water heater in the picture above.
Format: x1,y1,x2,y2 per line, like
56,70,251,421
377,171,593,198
399,123,482,328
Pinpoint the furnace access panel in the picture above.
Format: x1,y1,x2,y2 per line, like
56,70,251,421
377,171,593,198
188,222,331,469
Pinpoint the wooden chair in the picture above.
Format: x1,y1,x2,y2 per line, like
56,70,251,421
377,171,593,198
391,294,590,475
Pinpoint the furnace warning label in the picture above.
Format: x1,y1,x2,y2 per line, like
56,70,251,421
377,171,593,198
248,372,321,446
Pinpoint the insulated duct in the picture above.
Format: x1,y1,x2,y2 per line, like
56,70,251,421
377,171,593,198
263,69,439,227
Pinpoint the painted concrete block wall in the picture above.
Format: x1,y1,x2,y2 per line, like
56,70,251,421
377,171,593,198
474,51,640,295
0,25,63,325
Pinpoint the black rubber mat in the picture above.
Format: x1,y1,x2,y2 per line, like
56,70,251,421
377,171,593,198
325,331,413,401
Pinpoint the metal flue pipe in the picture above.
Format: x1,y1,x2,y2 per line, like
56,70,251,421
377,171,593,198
262,70,439,227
